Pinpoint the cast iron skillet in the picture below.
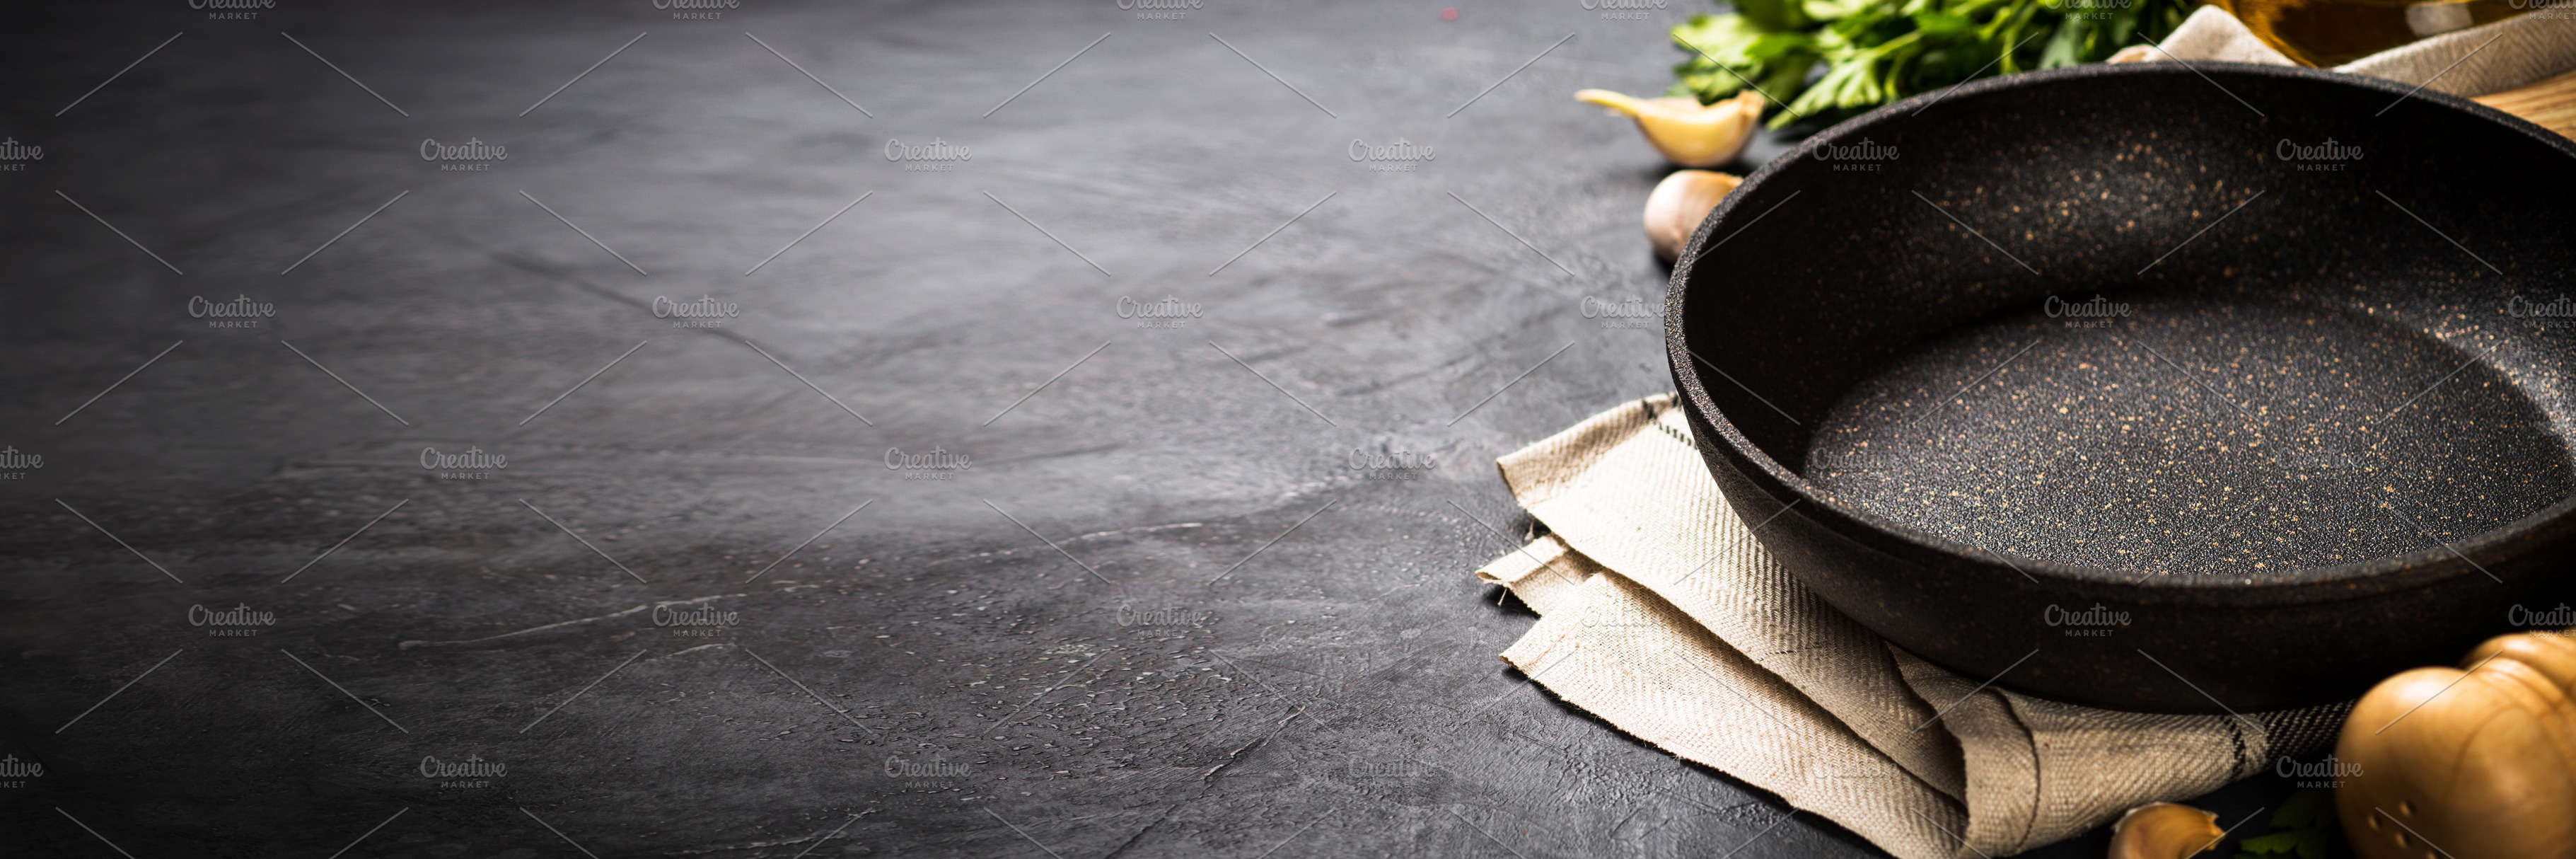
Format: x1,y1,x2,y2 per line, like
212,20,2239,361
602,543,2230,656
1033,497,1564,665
1666,62,2576,713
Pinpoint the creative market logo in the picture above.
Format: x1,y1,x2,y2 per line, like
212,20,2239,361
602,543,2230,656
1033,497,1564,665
0,754,40,788
0,137,42,171
188,294,277,328
2042,0,2130,19
886,753,970,787
421,138,507,171
419,754,506,788
2509,603,2576,628
188,603,277,638
653,0,740,19
1582,295,1658,329
190,0,274,19
2505,296,2576,330
1347,447,1436,480
1117,0,1200,19
2045,294,2131,329
1117,296,1203,329
886,446,970,480
654,602,741,638
1350,138,1435,172
2275,138,2362,171
0,445,43,480
2514,0,2576,19
1115,605,1209,627
421,446,508,480
2278,754,2361,788
1579,0,1667,20
886,138,970,172
1348,757,1437,778
2042,604,2129,637
654,294,741,328
1811,138,1898,171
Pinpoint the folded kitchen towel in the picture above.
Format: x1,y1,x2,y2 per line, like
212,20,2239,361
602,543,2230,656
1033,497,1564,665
1470,396,2353,858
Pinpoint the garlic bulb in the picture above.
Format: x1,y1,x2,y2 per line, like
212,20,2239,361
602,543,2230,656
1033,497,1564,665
2108,803,2224,859
1643,169,1742,263
1577,88,1763,168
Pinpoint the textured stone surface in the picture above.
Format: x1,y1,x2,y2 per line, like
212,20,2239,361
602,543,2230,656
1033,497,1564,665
0,1,2306,855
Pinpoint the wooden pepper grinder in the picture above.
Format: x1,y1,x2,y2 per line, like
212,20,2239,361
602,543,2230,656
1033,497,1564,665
2335,630,2576,858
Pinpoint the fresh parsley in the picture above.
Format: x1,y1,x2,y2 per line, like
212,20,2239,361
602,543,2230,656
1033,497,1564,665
2234,787,2340,859
1667,0,2195,127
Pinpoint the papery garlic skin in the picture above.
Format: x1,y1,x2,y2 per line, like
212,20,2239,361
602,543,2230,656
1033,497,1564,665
1577,88,1763,168
1643,169,1741,262
2107,802,2223,859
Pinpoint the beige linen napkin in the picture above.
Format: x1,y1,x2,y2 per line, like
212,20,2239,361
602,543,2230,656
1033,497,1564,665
1472,396,2352,858
2112,4,2576,98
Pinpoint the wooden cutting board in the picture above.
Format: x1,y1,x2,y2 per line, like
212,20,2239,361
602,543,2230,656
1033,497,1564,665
2476,68,2576,139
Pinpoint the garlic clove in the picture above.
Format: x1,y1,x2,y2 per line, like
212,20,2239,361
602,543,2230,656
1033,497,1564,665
2106,802,2224,859
1577,88,1764,168
1644,169,1742,262
2336,632,2576,859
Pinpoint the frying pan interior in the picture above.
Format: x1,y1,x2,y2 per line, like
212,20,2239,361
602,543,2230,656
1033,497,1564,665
1685,64,2576,581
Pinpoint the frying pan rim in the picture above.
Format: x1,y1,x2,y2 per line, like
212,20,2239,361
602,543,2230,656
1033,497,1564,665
1666,60,2576,595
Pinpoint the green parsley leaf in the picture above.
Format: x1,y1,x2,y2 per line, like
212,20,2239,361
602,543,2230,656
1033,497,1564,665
1666,0,2193,125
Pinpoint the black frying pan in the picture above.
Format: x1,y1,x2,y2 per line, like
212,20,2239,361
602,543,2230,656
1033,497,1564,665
1666,62,2576,713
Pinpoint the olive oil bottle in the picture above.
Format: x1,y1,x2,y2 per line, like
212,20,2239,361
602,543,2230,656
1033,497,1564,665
2208,0,2536,66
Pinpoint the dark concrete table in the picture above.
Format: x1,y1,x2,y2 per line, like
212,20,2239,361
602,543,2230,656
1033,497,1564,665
0,1,2302,855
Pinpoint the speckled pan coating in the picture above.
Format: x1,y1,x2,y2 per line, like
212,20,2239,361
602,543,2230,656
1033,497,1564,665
1666,62,2576,713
